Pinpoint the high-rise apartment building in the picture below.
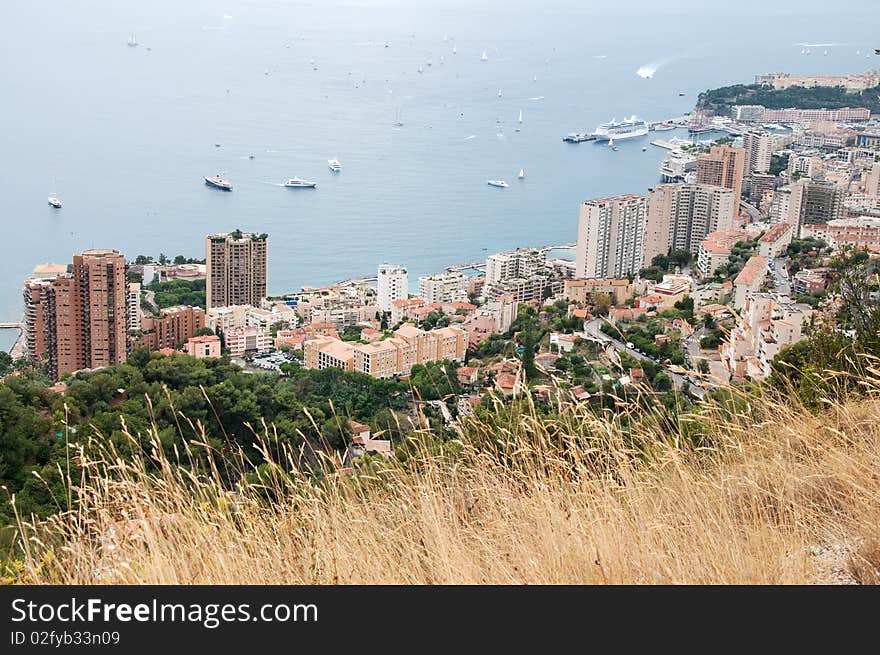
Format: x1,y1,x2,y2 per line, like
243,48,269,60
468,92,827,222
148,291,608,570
205,231,268,309
865,161,880,197
418,271,469,304
24,249,128,380
786,178,845,234
377,264,408,313
643,184,735,265
742,131,772,174
484,249,545,285
575,194,648,278
127,282,141,333
696,145,746,200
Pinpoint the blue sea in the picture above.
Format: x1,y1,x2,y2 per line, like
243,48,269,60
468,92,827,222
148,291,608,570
2,0,877,351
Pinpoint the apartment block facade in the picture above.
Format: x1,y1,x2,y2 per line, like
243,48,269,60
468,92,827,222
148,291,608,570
417,271,469,304
695,145,746,201
575,194,647,279
643,184,735,265
205,232,268,309
303,324,467,379
23,249,128,380
377,264,408,313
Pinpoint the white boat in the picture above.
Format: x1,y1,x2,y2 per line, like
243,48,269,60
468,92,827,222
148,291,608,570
609,137,618,151
480,51,488,61
205,174,232,191
487,179,508,188
518,169,525,179
533,74,537,82
417,65,423,74
284,177,317,188
128,33,138,47
592,115,649,141
452,45,457,55
498,89,502,98
328,159,342,172
48,195,62,208
653,123,676,131
393,107,404,127
439,55,445,64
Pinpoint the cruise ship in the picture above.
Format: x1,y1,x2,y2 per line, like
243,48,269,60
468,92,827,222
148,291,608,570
592,116,649,141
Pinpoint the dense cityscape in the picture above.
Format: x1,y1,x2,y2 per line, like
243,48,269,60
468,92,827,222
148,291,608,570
2,61,880,587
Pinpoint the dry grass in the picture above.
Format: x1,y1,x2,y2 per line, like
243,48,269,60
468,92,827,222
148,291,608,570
7,379,880,585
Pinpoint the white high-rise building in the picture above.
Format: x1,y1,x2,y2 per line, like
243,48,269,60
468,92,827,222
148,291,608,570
575,194,648,279
127,282,142,333
418,272,469,303
485,249,545,285
742,131,772,174
377,264,408,313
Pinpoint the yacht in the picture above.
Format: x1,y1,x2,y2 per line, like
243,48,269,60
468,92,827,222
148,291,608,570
328,159,342,172
653,122,676,131
592,115,649,141
284,177,317,188
204,174,233,191
48,195,62,208
487,179,508,188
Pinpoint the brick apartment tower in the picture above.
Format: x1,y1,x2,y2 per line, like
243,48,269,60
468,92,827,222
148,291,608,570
24,249,128,380
205,231,268,309
696,145,746,201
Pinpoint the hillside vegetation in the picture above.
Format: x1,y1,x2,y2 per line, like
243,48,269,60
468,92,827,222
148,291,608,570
5,371,879,585
697,83,880,115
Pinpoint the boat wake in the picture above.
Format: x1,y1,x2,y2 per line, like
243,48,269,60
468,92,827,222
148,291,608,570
636,63,658,78
464,135,477,140
529,96,545,101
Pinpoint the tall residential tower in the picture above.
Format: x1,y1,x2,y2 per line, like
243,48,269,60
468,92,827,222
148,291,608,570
205,231,268,309
575,194,648,278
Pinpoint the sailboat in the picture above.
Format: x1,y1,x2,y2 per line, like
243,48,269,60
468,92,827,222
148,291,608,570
518,168,525,180
481,51,488,61
609,137,618,151
498,89,502,98
533,74,537,82
394,107,404,127
128,33,138,47
516,109,522,132
452,45,457,55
